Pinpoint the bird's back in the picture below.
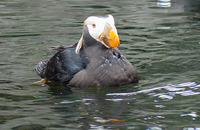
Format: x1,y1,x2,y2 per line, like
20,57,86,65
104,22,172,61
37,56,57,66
36,45,87,84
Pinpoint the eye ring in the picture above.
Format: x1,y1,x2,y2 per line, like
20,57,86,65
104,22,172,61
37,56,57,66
92,24,96,28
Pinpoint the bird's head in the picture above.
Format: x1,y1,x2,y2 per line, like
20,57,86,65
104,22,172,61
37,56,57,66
75,15,120,54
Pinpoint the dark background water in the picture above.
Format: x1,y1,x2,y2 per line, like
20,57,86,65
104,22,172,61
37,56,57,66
0,0,200,129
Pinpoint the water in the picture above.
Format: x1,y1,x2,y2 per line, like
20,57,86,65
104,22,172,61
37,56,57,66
0,0,200,129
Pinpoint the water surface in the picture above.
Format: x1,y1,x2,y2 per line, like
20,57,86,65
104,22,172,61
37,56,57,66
0,0,200,129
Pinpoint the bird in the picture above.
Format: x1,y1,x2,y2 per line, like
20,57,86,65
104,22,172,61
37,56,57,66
35,15,138,87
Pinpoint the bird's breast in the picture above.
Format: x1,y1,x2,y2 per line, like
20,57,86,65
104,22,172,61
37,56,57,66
69,51,138,87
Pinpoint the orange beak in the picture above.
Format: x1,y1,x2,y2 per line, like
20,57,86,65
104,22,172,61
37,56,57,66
99,23,120,48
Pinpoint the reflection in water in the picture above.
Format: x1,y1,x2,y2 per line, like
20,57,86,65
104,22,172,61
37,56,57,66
107,82,200,100
181,111,199,119
47,83,72,95
157,0,171,8
50,81,200,129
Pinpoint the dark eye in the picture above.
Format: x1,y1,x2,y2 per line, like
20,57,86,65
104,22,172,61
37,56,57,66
92,24,96,28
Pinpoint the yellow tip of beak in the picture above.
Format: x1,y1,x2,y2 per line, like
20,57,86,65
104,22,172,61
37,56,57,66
108,29,120,47
99,24,120,48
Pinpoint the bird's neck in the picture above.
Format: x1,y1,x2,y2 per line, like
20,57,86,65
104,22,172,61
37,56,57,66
81,36,110,58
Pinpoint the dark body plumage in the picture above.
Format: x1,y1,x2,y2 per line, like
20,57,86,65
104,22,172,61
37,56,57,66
36,19,138,87
36,44,87,83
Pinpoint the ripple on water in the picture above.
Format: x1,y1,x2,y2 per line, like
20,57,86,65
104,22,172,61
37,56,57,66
60,98,94,104
107,82,200,100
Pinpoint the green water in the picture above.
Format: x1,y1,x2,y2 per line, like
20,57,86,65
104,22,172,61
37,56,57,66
0,0,200,129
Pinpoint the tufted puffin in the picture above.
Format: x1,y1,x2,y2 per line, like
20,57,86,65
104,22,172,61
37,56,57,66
35,15,138,87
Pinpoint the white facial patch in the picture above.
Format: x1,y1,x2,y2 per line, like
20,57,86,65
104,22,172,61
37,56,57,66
75,15,117,54
85,15,116,44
